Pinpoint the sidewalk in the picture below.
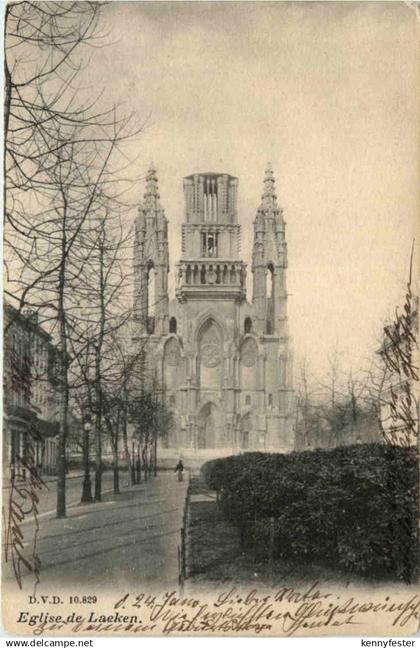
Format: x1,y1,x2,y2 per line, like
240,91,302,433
3,471,189,592
42,469,84,483
2,468,84,490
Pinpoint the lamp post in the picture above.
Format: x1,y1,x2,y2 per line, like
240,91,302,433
81,420,93,503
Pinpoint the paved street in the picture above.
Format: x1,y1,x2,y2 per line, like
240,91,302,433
3,471,188,590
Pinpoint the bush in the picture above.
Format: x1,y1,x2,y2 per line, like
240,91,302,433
201,444,418,582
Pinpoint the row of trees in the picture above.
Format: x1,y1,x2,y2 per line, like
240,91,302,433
294,349,382,450
295,270,418,450
4,2,166,517
70,332,172,498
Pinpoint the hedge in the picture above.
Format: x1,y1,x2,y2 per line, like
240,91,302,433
201,443,418,582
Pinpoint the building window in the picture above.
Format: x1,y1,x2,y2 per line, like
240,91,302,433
208,233,217,257
201,232,218,257
146,261,156,334
169,317,177,334
266,263,274,298
245,395,251,405
244,317,252,334
170,395,176,405
266,262,274,334
268,393,273,406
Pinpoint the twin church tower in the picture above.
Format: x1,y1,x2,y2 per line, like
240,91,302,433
133,165,294,453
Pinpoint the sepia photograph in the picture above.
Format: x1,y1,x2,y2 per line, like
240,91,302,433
2,0,419,639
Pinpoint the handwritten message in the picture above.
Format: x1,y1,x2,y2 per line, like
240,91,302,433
8,584,420,636
381,260,418,447
4,443,46,590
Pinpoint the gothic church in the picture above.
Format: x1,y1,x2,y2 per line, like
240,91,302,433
133,165,294,453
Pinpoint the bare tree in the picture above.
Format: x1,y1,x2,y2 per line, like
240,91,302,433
303,346,373,449
368,252,418,446
315,345,347,447
4,0,144,519
80,204,133,501
364,356,391,435
128,380,169,483
15,113,137,518
294,357,319,449
4,2,104,321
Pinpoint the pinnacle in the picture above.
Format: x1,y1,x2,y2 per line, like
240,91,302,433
265,161,274,177
260,162,278,210
143,165,161,211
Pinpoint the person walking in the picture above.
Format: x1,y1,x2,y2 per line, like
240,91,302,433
174,459,184,482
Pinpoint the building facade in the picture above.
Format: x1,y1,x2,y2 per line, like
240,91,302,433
3,304,59,480
133,165,294,453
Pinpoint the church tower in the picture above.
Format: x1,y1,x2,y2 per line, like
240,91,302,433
132,164,294,456
133,166,169,336
252,164,288,337
176,173,246,301
172,172,247,450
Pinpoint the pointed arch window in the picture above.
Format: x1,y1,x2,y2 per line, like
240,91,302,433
169,317,177,334
146,261,156,334
201,231,218,257
266,263,274,299
266,262,274,334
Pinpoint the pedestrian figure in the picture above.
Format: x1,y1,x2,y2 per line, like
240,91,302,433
174,459,184,482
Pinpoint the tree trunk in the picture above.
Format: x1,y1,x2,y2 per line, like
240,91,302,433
113,464,119,494
4,8,12,141
94,347,102,502
143,445,148,482
154,436,158,476
81,417,93,503
56,218,69,519
94,427,102,500
56,307,69,517
111,425,120,494
136,443,141,484
56,395,68,517
104,413,120,495
122,411,134,487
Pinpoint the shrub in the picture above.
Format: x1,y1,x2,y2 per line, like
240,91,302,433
201,444,418,582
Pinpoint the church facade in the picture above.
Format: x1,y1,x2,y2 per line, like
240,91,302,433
133,165,294,453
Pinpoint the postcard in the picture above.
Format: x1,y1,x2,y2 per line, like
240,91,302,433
2,0,419,638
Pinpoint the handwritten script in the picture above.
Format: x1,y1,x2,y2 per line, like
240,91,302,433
381,256,418,447
14,585,420,636
3,442,46,590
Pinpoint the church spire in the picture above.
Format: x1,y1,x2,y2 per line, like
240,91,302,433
143,165,161,212
134,163,169,335
260,162,278,209
252,163,288,336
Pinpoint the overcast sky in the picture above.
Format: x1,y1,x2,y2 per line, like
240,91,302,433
88,1,418,379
